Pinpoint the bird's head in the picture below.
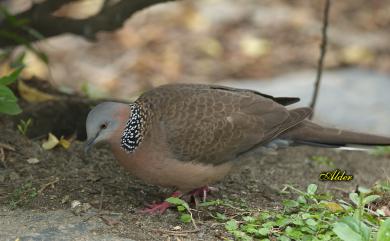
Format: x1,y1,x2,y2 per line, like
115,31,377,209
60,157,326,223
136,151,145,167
84,102,129,152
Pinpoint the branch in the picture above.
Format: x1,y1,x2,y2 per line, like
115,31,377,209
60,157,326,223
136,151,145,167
0,0,175,48
309,0,331,119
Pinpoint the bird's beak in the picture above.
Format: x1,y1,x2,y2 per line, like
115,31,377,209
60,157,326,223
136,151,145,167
84,136,97,153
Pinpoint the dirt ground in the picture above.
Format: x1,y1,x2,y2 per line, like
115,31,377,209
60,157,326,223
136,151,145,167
0,100,389,241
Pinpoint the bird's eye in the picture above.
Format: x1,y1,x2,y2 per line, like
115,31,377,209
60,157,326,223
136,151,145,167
100,123,107,129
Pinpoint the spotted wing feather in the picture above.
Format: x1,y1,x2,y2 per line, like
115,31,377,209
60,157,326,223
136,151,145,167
137,84,311,165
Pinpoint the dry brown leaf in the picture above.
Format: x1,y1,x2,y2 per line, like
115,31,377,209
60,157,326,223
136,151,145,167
18,80,58,103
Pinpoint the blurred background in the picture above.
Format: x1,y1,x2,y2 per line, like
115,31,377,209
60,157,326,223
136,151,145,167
1,0,390,133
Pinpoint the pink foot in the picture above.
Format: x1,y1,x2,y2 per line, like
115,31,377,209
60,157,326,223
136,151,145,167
141,191,182,214
141,201,172,214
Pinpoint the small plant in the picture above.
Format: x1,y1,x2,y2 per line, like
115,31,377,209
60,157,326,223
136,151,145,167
332,186,387,241
191,184,389,241
0,66,23,115
376,218,390,241
165,197,197,228
165,183,389,240
9,181,38,209
17,118,32,135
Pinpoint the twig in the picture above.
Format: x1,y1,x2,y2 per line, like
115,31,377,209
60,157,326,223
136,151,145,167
99,186,104,211
309,0,331,119
0,142,15,151
151,228,200,236
38,177,59,194
0,0,175,48
0,148,6,168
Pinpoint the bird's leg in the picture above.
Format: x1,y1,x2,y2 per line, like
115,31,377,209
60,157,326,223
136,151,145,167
141,191,182,214
186,186,217,203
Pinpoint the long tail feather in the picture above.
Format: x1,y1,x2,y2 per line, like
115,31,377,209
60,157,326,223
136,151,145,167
280,120,390,146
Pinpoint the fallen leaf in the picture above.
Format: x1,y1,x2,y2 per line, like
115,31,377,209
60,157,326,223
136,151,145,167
100,215,121,226
18,80,58,103
71,200,81,209
26,158,40,164
324,202,344,212
172,226,182,231
59,136,71,149
61,195,70,204
42,133,59,150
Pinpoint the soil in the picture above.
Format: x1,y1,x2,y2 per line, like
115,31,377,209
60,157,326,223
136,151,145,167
1,99,389,241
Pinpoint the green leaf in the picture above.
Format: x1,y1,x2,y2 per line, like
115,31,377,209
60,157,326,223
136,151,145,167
297,195,307,204
362,195,380,205
0,85,21,115
333,216,371,241
260,212,271,220
258,227,269,236
177,205,185,212
215,212,227,221
242,224,257,234
279,235,291,241
0,66,23,85
180,213,192,223
283,200,299,208
243,216,255,222
333,222,363,241
0,100,21,115
165,197,190,211
285,226,303,239
0,85,18,101
225,220,238,231
307,184,318,195
305,218,318,226
349,193,360,206
377,218,390,241
276,217,292,227
357,187,371,194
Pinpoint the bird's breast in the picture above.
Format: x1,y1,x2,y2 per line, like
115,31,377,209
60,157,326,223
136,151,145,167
110,141,233,192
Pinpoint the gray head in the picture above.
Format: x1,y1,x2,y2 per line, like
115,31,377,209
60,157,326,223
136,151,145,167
85,102,129,152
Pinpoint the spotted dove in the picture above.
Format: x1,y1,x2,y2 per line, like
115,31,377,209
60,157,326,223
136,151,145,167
85,84,390,213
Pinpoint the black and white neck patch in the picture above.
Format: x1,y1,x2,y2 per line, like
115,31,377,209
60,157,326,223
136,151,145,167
121,103,145,153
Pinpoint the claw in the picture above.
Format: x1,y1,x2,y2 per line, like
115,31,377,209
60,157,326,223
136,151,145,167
187,186,214,202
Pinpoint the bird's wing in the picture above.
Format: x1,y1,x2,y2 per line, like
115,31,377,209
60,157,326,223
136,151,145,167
139,84,311,165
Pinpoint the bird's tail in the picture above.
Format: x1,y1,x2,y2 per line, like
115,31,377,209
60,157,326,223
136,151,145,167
280,120,390,147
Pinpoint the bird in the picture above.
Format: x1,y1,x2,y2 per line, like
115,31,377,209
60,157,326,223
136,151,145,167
85,84,390,213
